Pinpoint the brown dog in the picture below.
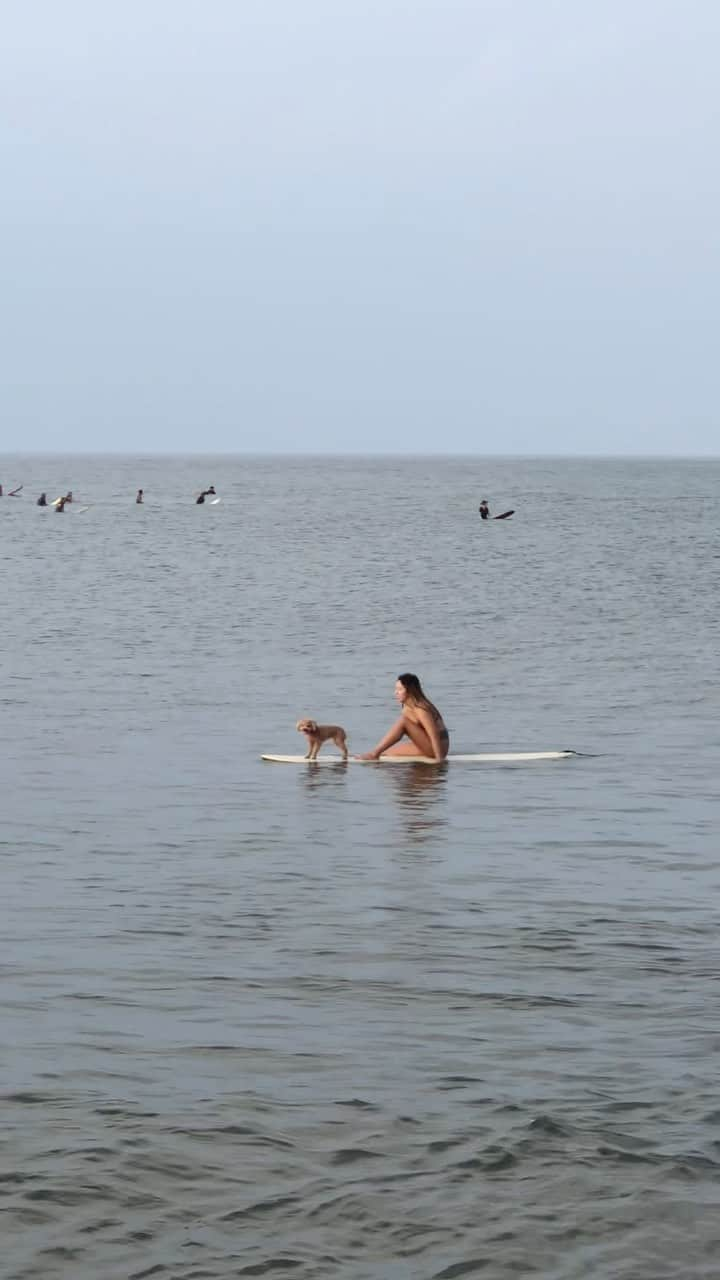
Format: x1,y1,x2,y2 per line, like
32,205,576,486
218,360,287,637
296,719,349,761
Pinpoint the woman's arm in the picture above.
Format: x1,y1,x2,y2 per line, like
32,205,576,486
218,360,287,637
416,706,445,760
356,716,406,760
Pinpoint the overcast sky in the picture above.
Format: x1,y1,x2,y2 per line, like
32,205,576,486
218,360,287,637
2,0,719,454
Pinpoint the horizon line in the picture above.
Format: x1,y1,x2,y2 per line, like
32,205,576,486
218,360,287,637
1,450,719,461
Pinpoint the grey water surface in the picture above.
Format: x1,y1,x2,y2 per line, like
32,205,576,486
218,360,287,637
2,455,719,1280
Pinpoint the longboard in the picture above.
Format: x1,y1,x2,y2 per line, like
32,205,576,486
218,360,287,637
261,750,575,765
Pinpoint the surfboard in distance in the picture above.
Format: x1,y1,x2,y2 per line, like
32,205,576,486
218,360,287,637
261,750,576,765
210,497,222,504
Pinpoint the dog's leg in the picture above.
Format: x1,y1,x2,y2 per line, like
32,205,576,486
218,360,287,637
334,732,349,760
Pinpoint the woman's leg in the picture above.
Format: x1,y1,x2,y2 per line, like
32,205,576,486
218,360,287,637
379,716,436,758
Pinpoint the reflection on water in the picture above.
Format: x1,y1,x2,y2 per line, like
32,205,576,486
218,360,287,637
297,760,448,844
299,760,350,795
378,763,449,845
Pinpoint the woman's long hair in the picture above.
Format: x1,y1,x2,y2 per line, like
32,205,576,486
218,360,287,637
397,673,442,723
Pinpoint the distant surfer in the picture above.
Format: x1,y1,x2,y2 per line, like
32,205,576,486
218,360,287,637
196,485,216,504
37,493,47,506
479,500,514,520
356,673,449,762
64,491,73,504
136,489,144,504
56,496,67,512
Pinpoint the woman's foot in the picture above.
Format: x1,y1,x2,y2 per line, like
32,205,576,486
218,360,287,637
354,751,380,760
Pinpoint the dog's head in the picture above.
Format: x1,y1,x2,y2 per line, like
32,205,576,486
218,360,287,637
296,718,318,735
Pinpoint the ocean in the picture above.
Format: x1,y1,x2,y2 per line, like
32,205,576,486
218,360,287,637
2,454,719,1279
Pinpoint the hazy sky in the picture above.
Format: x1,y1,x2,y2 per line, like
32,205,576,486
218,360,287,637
2,0,719,454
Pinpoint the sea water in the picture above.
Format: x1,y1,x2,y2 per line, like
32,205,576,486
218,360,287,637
2,455,719,1279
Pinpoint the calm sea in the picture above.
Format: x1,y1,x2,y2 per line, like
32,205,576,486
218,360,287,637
2,455,719,1280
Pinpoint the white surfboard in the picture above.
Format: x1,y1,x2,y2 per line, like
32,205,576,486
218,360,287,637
261,751,575,765
210,497,221,504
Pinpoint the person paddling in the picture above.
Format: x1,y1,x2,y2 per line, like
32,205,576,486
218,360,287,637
37,493,48,506
196,485,216,504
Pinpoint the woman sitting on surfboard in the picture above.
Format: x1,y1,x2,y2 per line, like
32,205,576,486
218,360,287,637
357,673,449,762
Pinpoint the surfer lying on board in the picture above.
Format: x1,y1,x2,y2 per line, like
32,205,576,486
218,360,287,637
196,486,216,504
356,673,450,761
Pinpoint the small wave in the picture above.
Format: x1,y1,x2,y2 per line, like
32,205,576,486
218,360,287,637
330,1147,384,1166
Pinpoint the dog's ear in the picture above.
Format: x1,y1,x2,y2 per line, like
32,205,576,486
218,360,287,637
306,720,318,733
